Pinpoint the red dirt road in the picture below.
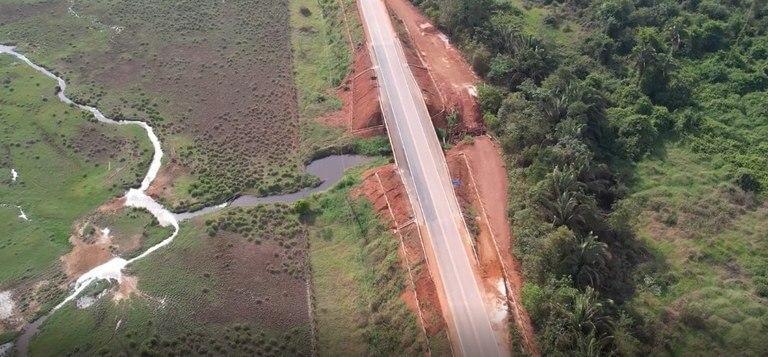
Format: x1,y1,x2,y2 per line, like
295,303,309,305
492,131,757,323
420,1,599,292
385,0,482,134
448,136,540,356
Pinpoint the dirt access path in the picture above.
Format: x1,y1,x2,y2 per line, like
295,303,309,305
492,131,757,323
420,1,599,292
447,137,540,355
385,0,482,134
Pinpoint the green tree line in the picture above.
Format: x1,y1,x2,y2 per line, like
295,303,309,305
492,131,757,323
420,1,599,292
412,0,768,354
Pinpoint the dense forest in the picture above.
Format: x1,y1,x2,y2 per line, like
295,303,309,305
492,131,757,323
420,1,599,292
412,0,768,355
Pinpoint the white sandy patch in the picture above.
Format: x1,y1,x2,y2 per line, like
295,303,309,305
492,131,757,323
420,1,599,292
438,33,451,46
491,279,509,323
76,289,108,309
53,258,128,312
0,204,30,221
0,291,15,320
67,0,80,18
17,206,28,221
467,85,478,98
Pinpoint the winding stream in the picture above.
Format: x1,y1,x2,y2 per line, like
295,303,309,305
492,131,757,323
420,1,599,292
1,44,181,357
0,45,370,356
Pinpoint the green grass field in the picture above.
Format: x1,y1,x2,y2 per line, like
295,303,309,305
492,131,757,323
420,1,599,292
501,0,584,47
289,0,391,161
30,217,311,356
625,144,768,354
2,0,313,210
0,54,150,288
29,162,424,356
88,207,173,259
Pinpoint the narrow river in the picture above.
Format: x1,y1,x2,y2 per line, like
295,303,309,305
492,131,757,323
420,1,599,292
0,45,370,356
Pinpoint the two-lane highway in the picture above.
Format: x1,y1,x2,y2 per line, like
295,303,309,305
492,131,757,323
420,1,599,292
357,0,505,355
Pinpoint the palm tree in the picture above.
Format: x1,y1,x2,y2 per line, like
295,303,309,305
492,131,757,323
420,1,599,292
567,233,610,288
538,166,592,228
575,328,613,357
563,287,614,355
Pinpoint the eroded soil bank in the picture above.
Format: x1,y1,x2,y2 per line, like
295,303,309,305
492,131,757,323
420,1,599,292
386,0,483,134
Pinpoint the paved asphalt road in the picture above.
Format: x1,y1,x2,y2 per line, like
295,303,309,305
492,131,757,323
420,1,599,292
358,0,504,355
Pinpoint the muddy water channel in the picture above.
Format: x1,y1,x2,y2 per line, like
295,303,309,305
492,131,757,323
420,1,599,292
0,45,371,356
175,155,372,221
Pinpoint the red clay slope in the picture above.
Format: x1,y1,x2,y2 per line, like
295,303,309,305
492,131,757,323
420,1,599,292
385,0,483,135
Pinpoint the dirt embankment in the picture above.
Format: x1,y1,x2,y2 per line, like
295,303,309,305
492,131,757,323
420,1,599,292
354,165,448,341
446,136,540,356
385,0,483,135
320,46,383,136
60,224,114,280
321,0,445,136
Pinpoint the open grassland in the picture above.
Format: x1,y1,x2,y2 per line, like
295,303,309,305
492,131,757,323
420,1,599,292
0,54,150,330
500,0,584,47
624,145,768,354
292,0,360,120
30,208,312,355
306,169,427,356
33,300,308,357
1,0,309,211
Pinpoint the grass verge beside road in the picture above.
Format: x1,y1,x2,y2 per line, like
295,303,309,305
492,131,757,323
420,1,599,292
307,168,428,355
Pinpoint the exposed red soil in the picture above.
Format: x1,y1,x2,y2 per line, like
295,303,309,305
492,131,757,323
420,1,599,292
323,0,444,135
59,208,150,282
60,223,114,280
396,25,447,128
320,46,384,135
446,136,540,356
385,0,483,135
112,275,138,302
97,197,126,214
354,165,447,338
